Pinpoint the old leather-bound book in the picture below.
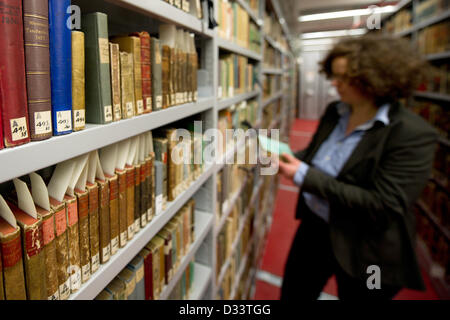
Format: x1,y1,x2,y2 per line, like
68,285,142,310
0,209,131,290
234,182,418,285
0,0,31,147
109,43,122,122
130,32,152,114
111,36,144,116
72,31,86,131
82,12,113,124
151,38,163,111
119,51,135,119
23,0,53,140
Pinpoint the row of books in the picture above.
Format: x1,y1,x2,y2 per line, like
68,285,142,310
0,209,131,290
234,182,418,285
415,0,449,24
218,53,256,99
263,40,282,69
414,205,449,282
417,21,450,55
216,164,247,222
262,74,281,99
411,100,450,139
385,7,412,34
263,13,288,52
218,0,261,53
0,1,198,149
95,200,196,300
0,123,204,300
163,0,204,19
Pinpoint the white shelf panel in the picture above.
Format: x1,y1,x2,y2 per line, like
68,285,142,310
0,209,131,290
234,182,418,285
190,263,212,300
105,0,212,36
0,98,214,184
160,210,214,300
218,91,261,111
70,164,215,300
218,38,262,61
262,91,283,108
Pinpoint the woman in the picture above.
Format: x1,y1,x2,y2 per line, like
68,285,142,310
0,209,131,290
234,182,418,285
278,35,437,300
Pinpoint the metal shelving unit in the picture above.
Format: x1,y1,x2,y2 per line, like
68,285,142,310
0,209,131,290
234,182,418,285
0,0,294,301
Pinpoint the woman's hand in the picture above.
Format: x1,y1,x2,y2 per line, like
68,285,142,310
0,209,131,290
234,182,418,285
278,153,302,180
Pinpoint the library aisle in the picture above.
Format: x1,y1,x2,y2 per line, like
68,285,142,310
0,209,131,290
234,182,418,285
252,119,440,300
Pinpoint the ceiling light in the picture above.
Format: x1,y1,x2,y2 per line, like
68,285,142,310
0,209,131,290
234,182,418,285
298,5,396,22
300,28,367,39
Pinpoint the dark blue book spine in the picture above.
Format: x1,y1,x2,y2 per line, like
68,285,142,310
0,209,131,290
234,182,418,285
49,0,73,135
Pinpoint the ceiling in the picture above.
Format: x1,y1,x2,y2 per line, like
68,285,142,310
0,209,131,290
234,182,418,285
277,0,399,36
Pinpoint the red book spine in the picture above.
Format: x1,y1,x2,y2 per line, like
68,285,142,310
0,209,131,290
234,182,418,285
0,0,31,147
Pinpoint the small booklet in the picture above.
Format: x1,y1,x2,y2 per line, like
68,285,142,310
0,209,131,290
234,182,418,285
258,134,294,157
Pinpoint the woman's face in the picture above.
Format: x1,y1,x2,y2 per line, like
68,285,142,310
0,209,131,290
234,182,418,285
330,57,365,105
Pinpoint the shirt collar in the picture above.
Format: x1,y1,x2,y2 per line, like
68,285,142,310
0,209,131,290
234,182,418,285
337,102,390,131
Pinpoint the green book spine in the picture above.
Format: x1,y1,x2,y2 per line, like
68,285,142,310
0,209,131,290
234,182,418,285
82,12,113,124
151,38,163,111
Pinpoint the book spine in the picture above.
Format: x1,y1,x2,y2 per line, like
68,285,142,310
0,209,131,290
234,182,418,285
65,197,81,293
145,157,153,223
134,165,142,233
109,176,119,256
23,0,52,141
0,228,27,299
151,38,163,111
40,211,59,300
139,251,151,300
161,45,170,109
110,43,122,121
53,204,70,299
82,12,113,124
76,190,90,284
72,31,86,131
21,219,46,300
140,162,148,228
133,261,145,300
87,184,100,274
98,181,111,264
119,51,135,119
117,171,128,248
49,0,72,135
0,0,31,147
138,32,152,113
148,250,157,300
126,168,135,240
133,37,144,115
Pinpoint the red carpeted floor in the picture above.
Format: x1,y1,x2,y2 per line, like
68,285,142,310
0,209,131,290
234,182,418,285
252,119,440,300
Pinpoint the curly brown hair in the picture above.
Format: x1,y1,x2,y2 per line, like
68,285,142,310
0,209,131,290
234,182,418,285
320,34,432,106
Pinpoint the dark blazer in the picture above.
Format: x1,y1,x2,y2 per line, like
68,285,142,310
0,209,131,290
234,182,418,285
294,100,437,290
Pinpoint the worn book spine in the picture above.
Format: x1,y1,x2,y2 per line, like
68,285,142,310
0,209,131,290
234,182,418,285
50,199,70,300
116,170,128,248
170,47,177,106
97,179,111,264
138,248,152,300
156,232,172,285
82,12,113,124
125,166,135,240
0,222,27,299
38,207,59,300
154,161,163,216
72,31,86,131
118,268,136,300
134,164,142,233
131,32,152,113
23,0,52,141
63,195,81,294
108,175,119,256
86,183,100,274
192,50,198,101
127,255,145,300
154,138,168,209
109,43,122,121
165,131,177,202
139,162,147,228
0,0,31,147
75,189,90,284
161,45,170,109
119,51,135,119
145,156,153,223
151,38,162,111
49,0,72,135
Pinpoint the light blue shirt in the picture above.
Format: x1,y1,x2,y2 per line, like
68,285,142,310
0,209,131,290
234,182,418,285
293,102,390,222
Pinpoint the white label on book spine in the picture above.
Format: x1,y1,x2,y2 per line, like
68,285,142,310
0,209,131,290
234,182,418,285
147,207,153,222
120,231,127,247
218,87,223,99
81,263,91,283
156,194,163,215
194,92,198,101
111,236,119,255
184,92,188,103
175,0,181,8
141,213,147,227
91,253,100,273
48,289,60,300
59,278,71,300
70,269,81,292
137,100,144,114
156,96,162,110
134,219,140,234
128,225,134,240
171,93,176,105
114,104,121,120
99,38,110,64
136,265,144,282
126,102,134,117
34,111,52,135
188,91,193,102
102,244,110,262
56,110,72,133
73,109,85,129
104,105,113,122
146,97,152,111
